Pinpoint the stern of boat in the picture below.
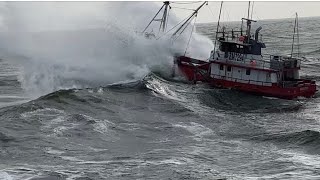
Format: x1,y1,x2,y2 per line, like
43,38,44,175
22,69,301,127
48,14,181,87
295,79,317,98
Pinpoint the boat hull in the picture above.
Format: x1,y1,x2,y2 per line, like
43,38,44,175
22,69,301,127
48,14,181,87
174,56,317,100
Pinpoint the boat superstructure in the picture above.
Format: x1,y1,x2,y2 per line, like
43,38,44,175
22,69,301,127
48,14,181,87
173,2,316,99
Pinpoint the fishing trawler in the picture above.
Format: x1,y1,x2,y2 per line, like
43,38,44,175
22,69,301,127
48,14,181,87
173,2,316,100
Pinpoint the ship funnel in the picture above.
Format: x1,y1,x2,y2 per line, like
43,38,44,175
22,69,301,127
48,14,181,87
255,26,262,41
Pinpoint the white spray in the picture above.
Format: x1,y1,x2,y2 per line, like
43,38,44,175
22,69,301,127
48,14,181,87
0,2,213,97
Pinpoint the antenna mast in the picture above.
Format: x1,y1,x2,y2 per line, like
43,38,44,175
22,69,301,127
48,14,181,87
296,13,300,57
291,13,299,58
250,1,254,19
212,1,223,59
246,1,252,43
247,1,251,20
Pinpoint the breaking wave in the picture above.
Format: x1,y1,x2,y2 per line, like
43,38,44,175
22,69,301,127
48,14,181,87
30,72,308,116
0,2,214,98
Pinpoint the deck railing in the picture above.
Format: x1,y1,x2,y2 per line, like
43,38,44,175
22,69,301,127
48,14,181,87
216,30,262,43
214,53,300,71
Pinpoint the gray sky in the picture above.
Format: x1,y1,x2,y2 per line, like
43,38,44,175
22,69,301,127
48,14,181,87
157,1,320,23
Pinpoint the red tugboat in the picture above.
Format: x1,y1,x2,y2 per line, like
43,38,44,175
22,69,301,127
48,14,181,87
173,3,316,100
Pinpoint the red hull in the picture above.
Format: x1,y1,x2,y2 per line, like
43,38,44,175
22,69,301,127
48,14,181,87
174,56,317,100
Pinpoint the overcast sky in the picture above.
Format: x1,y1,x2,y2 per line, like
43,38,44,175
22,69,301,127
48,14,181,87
156,1,320,23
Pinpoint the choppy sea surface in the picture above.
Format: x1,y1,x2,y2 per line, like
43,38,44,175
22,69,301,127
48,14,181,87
1,17,320,180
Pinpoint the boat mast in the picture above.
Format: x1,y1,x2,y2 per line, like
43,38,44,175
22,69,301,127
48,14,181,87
159,1,170,33
241,1,257,44
250,2,254,20
291,13,299,58
297,13,300,57
212,1,223,59
247,1,250,20
240,2,254,41
142,1,170,34
246,1,252,43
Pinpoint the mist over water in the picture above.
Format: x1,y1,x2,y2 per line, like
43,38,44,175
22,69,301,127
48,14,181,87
0,2,213,97
0,2,320,179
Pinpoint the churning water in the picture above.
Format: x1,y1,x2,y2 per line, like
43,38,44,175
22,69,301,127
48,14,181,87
0,2,320,180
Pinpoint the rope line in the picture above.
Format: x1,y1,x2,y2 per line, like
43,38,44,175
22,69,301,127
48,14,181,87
156,16,190,40
171,7,196,11
206,5,215,21
172,18,193,42
171,1,202,5
184,14,198,56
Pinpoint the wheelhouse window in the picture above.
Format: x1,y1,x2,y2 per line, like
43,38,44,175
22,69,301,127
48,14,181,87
219,41,252,54
227,66,232,72
246,69,251,75
219,64,224,70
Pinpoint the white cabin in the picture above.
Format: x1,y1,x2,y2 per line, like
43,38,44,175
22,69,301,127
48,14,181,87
208,38,300,87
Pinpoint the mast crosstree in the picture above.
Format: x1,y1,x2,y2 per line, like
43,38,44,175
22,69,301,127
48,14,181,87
142,1,207,40
142,1,171,34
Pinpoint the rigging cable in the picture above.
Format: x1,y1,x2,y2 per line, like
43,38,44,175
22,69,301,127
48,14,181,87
178,17,194,36
296,13,300,57
172,14,196,37
213,1,223,58
247,1,251,20
172,17,194,42
157,1,206,41
170,7,196,11
142,4,165,33
158,3,169,35
172,1,207,38
184,14,198,56
291,14,297,58
206,4,215,20
250,1,254,19
166,6,170,31
156,16,190,40
171,1,202,5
